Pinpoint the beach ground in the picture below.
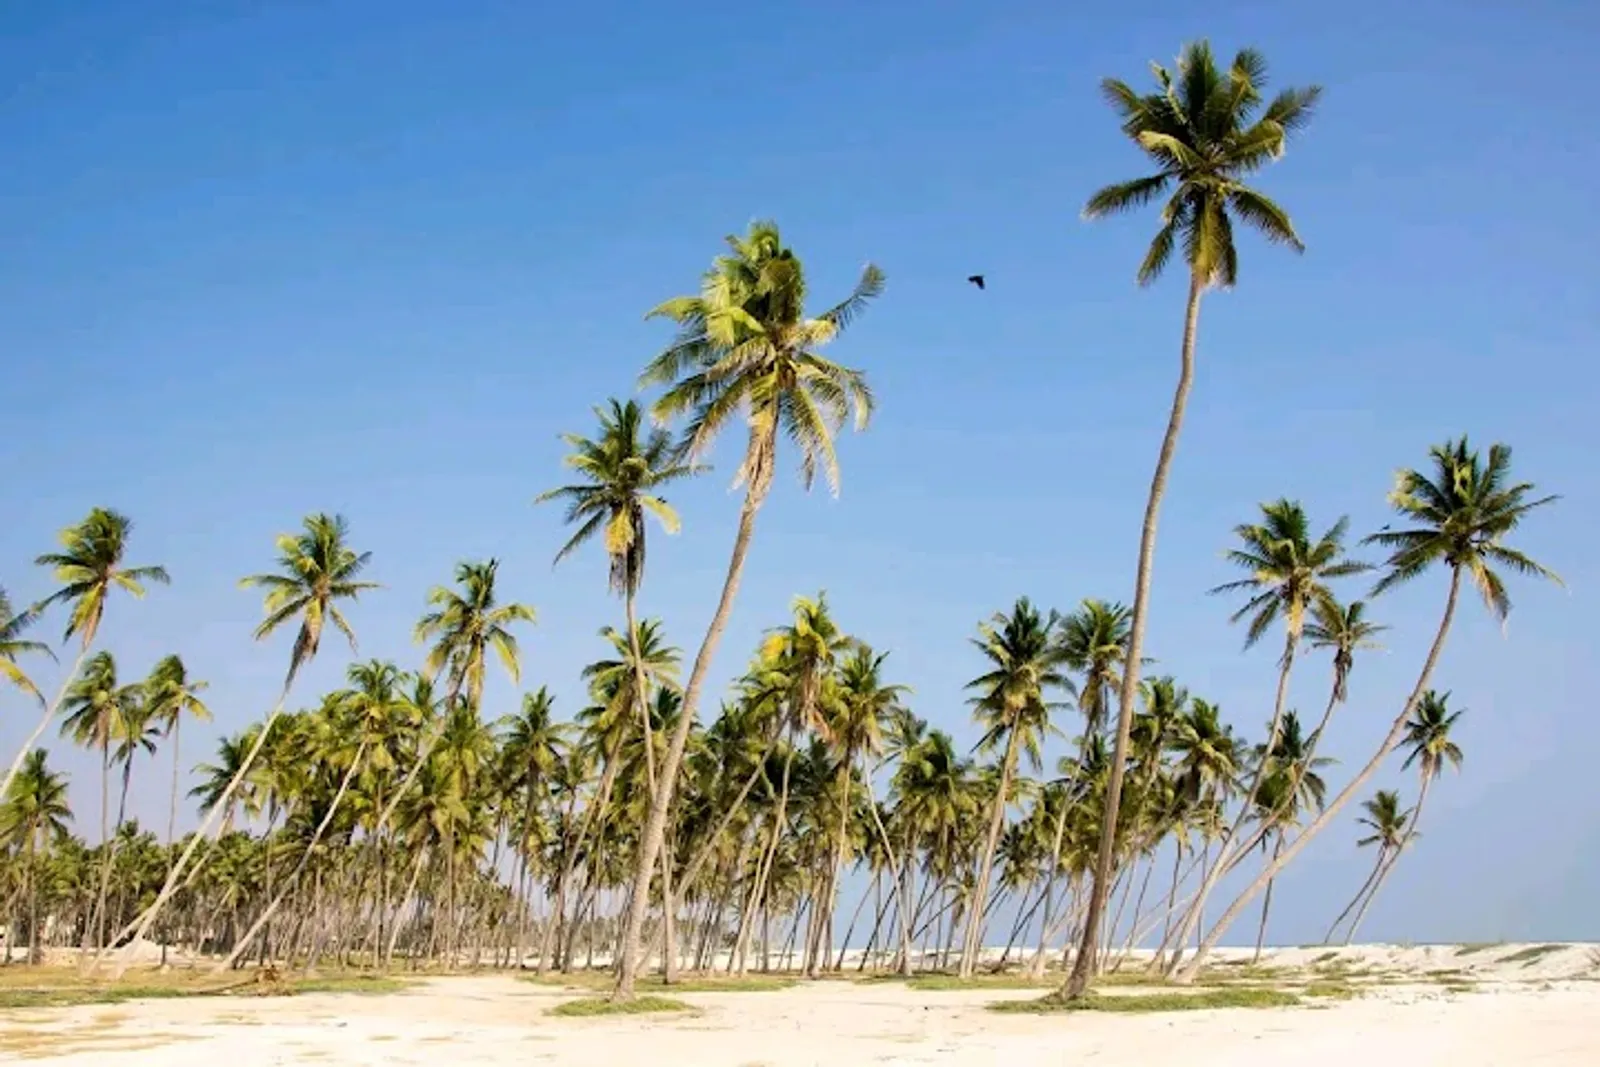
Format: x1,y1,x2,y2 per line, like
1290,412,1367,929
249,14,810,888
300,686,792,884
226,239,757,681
1,943,1596,1065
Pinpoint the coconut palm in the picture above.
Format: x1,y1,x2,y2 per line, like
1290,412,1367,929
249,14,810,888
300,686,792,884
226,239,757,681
1247,711,1329,959
1181,438,1559,979
2,509,169,808
0,749,73,962
144,656,211,858
1068,43,1322,997
110,514,376,971
616,222,882,997
1324,789,1411,944
1056,599,1131,738
0,586,51,706
385,560,535,833
499,687,569,965
1170,502,1364,955
960,598,1070,977
1341,691,1465,943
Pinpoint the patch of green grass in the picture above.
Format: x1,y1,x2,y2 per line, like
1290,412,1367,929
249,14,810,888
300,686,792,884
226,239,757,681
548,995,692,1017
289,976,410,997
1500,944,1565,966
989,987,1302,1014
0,972,410,1011
520,972,795,993
905,973,1048,991
1313,950,1340,964
1303,981,1360,1001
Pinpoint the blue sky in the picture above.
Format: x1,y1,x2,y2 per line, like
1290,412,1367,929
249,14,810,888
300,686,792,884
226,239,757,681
1,0,1594,947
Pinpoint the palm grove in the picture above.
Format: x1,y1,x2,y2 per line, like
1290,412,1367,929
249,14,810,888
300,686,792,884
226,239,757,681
0,44,1560,1000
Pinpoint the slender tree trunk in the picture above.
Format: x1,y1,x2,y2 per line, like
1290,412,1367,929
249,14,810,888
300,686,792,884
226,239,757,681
215,741,367,972
1065,274,1204,999
615,468,769,998
862,791,914,976
960,726,1020,977
1252,833,1283,963
88,740,113,958
738,744,794,975
1325,847,1385,945
810,761,853,978
1178,568,1463,980
0,645,93,803
1027,797,1071,978
161,718,183,967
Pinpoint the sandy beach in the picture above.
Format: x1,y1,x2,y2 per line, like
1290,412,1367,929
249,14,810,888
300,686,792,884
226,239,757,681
2,944,1597,1065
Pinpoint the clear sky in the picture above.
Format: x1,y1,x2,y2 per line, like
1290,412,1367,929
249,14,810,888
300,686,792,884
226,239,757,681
1,1,1594,947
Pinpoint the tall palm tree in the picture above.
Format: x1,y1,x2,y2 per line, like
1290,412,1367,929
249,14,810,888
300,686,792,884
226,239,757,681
385,560,535,831
60,651,139,950
111,514,376,971
615,221,882,998
1172,502,1363,953
0,586,51,707
1324,789,1411,944
960,598,1069,977
1068,43,1321,997
1343,691,1465,943
1056,599,1131,739
0,749,73,963
1247,711,1329,959
2,509,169,806
144,656,211,859
1181,438,1559,979
499,687,569,966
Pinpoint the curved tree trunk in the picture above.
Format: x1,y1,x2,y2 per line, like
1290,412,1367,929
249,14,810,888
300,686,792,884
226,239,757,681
1252,833,1283,963
1326,847,1386,945
1065,274,1204,998
614,465,769,999
960,725,1021,977
1177,568,1462,981
0,645,92,804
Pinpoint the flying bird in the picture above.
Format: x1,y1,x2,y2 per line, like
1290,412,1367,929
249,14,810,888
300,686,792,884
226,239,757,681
967,274,985,290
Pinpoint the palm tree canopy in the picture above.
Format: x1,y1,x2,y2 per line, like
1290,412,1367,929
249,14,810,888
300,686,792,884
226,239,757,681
1365,438,1561,620
35,507,170,647
537,398,703,596
1057,599,1130,736
60,651,136,751
1211,499,1367,650
145,654,212,734
1401,690,1465,781
0,749,73,848
967,598,1072,771
239,513,379,688
642,220,881,497
1302,597,1387,703
0,585,53,705
414,558,536,706
1084,41,1321,286
1356,789,1412,850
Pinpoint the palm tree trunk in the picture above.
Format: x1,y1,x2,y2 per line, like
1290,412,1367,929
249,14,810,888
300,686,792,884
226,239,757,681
1347,776,1431,946
614,464,770,998
1252,833,1284,962
862,791,914,976
738,743,794,975
0,644,93,804
88,740,113,958
1027,797,1071,978
961,726,1020,976
106,677,297,976
1178,567,1463,981
810,761,853,978
1324,846,1385,944
215,741,367,972
1065,273,1204,998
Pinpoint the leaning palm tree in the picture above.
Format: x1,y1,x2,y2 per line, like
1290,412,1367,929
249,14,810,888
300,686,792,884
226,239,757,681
60,651,138,951
2,509,169,806
144,656,211,857
960,598,1070,977
381,559,535,831
1067,43,1321,997
110,513,376,971
0,749,73,963
1180,437,1559,979
0,586,51,707
1170,502,1364,953
1323,789,1411,944
614,221,882,998
1342,691,1465,943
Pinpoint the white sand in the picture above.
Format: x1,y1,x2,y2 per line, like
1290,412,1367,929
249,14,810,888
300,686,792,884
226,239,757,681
5,943,1598,1065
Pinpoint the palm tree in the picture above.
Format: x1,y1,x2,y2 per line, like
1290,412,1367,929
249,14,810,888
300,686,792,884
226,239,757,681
111,514,376,972
499,687,569,966
1324,790,1411,944
1057,599,1131,739
1171,502,1363,953
960,598,1069,977
2,509,169,806
0,586,51,707
1342,691,1465,943
144,657,211,860
1247,711,1329,959
60,651,139,950
0,749,72,963
384,560,535,832
615,221,882,998
1068,43,1321,997
1180,438,1559,979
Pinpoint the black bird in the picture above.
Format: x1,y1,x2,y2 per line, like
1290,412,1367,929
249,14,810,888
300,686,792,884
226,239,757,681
967,274,985,290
